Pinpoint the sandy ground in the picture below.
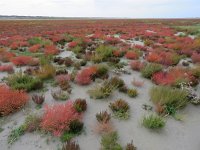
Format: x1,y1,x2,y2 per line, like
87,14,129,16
0,65,200,150
0,36,200,150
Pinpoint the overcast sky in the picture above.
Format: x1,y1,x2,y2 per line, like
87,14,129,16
0,0,199,18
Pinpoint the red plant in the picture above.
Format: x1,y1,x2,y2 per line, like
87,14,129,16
152,68,198,86
55,74,71,85
191,52,200,63
75,66,97,85
0,51,16,62
0,64,14,73
40,101,81,136
105,36,120,45
132,78,144,87
113,50,124,57
44,45,59,55
11,56,39,66
29,44,41,53
125,51,138,59
0,85,29,116
68,41,78,48
146,52,161,63
130,60,145,71
152,71,174,86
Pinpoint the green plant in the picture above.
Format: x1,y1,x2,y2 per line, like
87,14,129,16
127,89,138,98
150,86,189,109
101,131,122,150
94,45,114,62
119,85,128,93
5,72,42,91
126,140,137,150
36,64,56,80
108,77,125,88
8,124,26,144
192,65,200,78
88,81,116,99
24,114,41,132
109,99,130,120
96,64,109,78
96,111,111,123
69,120,83,134
28,37,52,46
51,90,69,101
72,45,84,54
141,63,163,78
73,99,87,112
60,132,77,142
142,114,165,129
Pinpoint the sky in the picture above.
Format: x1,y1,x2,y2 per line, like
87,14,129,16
0,0,199,18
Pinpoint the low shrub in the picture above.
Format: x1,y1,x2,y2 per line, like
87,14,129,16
101,132,122,150
96,111,111,123
109,99,130,120
95,122,114,135
142,114,165,129
55,74,71,91
11,56,39,66
126,140,137,150
130,61,145,71
32,94,45,105
127,89,138,98
141,63,163,78
192,65,200,78
69,120,83,134
0,51,16,62
62,140,80,150
0,64,14,73
29,44,41,53
24,114,41,132
5,72,42,91
108,77,125,88
95,64,109,78
44,45,59,55
152,68,198,87
0,85,29,116
40,101,81,136
35,64,56,80
119,85,128,93
88,81,116,99
73,98,87,112
51,90,69,101
94,45,114,62
75,66,97,85
125,51,139,60
191,52,200,63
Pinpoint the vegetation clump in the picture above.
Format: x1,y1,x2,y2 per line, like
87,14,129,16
141,63,163,78
142,114,165,129
109,99,130,120
5,72,42,91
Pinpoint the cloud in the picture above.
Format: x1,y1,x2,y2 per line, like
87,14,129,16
0,0,199,17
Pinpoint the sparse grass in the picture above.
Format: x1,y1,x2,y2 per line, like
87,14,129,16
8,125,26,144
88,81,117,99
142,114,165,129
141,63,163,78
5,72,43,91
150,86,189,108
101,131,122,150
